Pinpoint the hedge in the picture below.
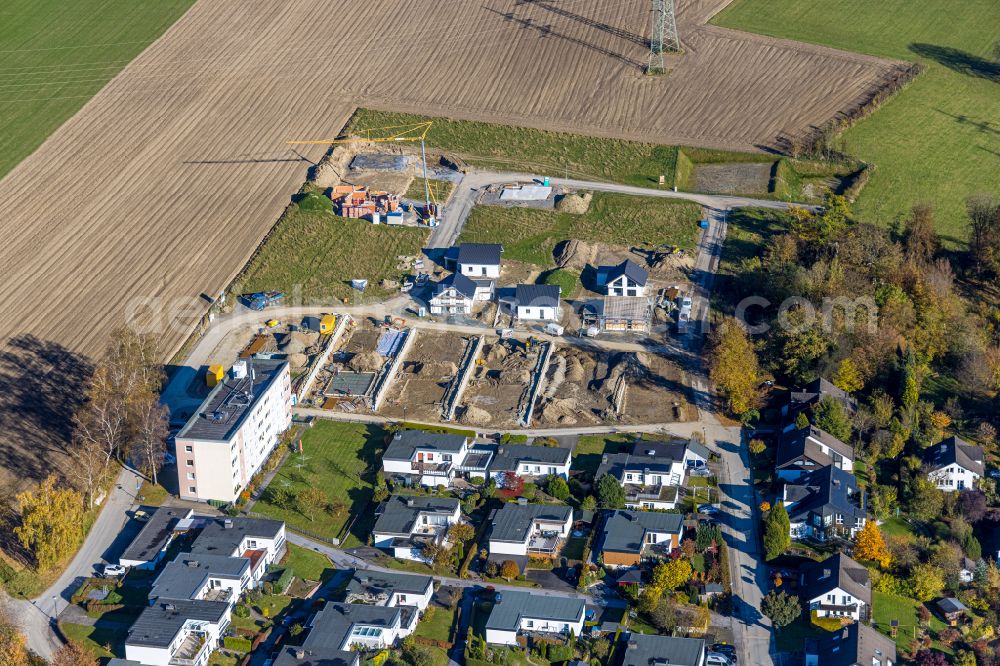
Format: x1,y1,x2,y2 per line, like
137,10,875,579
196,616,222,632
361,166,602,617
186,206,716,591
223,636,253,652
275,567,295,594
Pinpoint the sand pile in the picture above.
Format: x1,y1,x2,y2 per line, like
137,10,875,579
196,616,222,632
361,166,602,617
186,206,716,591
565,356,586,383
553,239,594,270
543,355,567,399
349,350,384,372
487,344,510,363
461,405,492,426
555,191,592,214
541,398,579,425
288,353,309,369
413,361,458,377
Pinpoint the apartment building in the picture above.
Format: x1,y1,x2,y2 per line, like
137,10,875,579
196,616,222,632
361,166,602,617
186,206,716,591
175,358,291,503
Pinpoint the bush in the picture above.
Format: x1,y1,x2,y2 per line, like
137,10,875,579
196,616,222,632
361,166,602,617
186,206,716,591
223,635,253,652
234,603,251,618
275,566,295,592
546,644,574,662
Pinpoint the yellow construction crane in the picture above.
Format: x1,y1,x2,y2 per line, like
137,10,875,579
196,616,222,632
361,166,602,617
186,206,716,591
288,121,438,224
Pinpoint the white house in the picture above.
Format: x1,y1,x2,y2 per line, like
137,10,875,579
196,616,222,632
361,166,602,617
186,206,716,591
783,465,867,542
599,259,648,297
150,555,249,609
488,444,572,482
307,603,411,651
125,600,230,666
595,440,697,510
488,501,572,561
925,436,984,492
176,358,292,503
381,430,472,487
372,495,462,562
429,272,493,315
512,284,561,321
119,508,194,571
345,570,435,614
484,590,585,646
188,517,286,586
800,554,871,622
455,243,502,278
775,426,854,481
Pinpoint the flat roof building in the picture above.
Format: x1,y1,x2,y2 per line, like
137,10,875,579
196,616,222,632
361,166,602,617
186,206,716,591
175,358,292,503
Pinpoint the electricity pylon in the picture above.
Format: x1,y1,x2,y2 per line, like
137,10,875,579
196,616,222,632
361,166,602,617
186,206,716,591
648,0,680,74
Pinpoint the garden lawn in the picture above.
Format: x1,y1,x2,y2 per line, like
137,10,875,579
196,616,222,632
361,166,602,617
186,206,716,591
282,543,335,582
59,622,117,658
872,590,949,652
415,605,456,643
0,0,195,179
711,207,792,316
458,193,700,266
238,193,428,304
773,613,829,653
713,0,1000,239
879,517,918,542
251,421,385,545
572,433,633,478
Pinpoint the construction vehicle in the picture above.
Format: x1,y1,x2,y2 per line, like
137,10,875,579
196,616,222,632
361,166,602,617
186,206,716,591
383,315,406,329
246,291,284,311
266,319,280,328
288,121,441,226
319,314,337,335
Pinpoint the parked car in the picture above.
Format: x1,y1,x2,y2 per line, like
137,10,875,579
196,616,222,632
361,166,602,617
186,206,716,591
712,644,738,663
102,564,128,577
133,510,150,522
686,459,707,470
706,653,732,666
697,504,719,515
690,467,711,477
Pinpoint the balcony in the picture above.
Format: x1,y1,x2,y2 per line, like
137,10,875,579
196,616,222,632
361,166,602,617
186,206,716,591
624,484,678,503
202,587,233,603
527,531,561,556
169,633,209,666
411,461,452,474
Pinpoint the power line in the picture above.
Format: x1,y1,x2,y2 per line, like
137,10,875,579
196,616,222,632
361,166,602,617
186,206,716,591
648,0,680,74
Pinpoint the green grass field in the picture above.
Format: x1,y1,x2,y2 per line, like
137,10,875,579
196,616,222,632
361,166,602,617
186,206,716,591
238,191,428,304
415,605,456,643
59,622,117,658
252,421,386,546
0,0,194,179
711,207,792,315
872,590,949,652
282,543,335,582
713,0,1000,240
458,193,700,266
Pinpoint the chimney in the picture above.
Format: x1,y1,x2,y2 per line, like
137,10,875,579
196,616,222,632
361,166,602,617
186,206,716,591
822,568,831,579
224,518,234,529
601,454,608,464
295,649,305,660
394,432,403,441
186,560,200,568
628,640,638,649
406,498,415,507
517,497,528,506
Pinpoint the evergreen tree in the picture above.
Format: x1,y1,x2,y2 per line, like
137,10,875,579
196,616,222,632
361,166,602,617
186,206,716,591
813,397,852,442
763,502,791,561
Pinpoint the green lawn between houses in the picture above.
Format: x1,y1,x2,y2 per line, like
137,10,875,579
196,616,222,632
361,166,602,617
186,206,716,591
713,0,1000,240
251,420,386,546
872,590,951,654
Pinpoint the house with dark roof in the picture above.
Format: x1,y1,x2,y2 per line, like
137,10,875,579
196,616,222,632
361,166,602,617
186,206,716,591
776,426,854,481
304,602,411,652
429,272,490,315
597,259,649,297
150,554,249,607
381,430,473,487
454,243,503,278
488,501,573,564
597,510,683,567
781,377,857,432
620,634,706,666
800,553,871,621
189,516,286,587
484,590,585,645
488,443,573,482
272,646,359,666
595,440,699,510
936,597,969,625
512,284,561,321
783,465,867,542
125,599,231,666
372,495,462,562
804,622,895,666
119,508,194,570
924,435,984,492
344,570,435,612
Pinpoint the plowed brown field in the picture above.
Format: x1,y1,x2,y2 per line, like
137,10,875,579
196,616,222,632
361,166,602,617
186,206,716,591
0,0,899,486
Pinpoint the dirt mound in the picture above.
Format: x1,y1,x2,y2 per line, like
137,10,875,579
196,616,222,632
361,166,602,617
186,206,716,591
555,191,592,214
540,398,578,425
554,239,594,270
461,404,492,426
565,356,586,383
288,353,309,369
486,344,510,363
413,361,457,377
349,350,384,372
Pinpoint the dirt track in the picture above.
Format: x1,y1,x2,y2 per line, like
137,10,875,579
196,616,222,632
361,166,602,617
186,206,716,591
0,0,901,360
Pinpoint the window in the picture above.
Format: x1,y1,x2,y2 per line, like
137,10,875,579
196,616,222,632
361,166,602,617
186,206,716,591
189,486,197,493
526,620,534,628
185,446,193,453
187,473,196,480
186,459,194,467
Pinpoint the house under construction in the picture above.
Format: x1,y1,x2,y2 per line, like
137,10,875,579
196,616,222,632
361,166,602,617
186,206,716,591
331,185,401,221
582,297,653,334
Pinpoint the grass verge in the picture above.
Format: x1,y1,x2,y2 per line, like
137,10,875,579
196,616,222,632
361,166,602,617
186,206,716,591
712,0,1000,238
458,193,700,266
